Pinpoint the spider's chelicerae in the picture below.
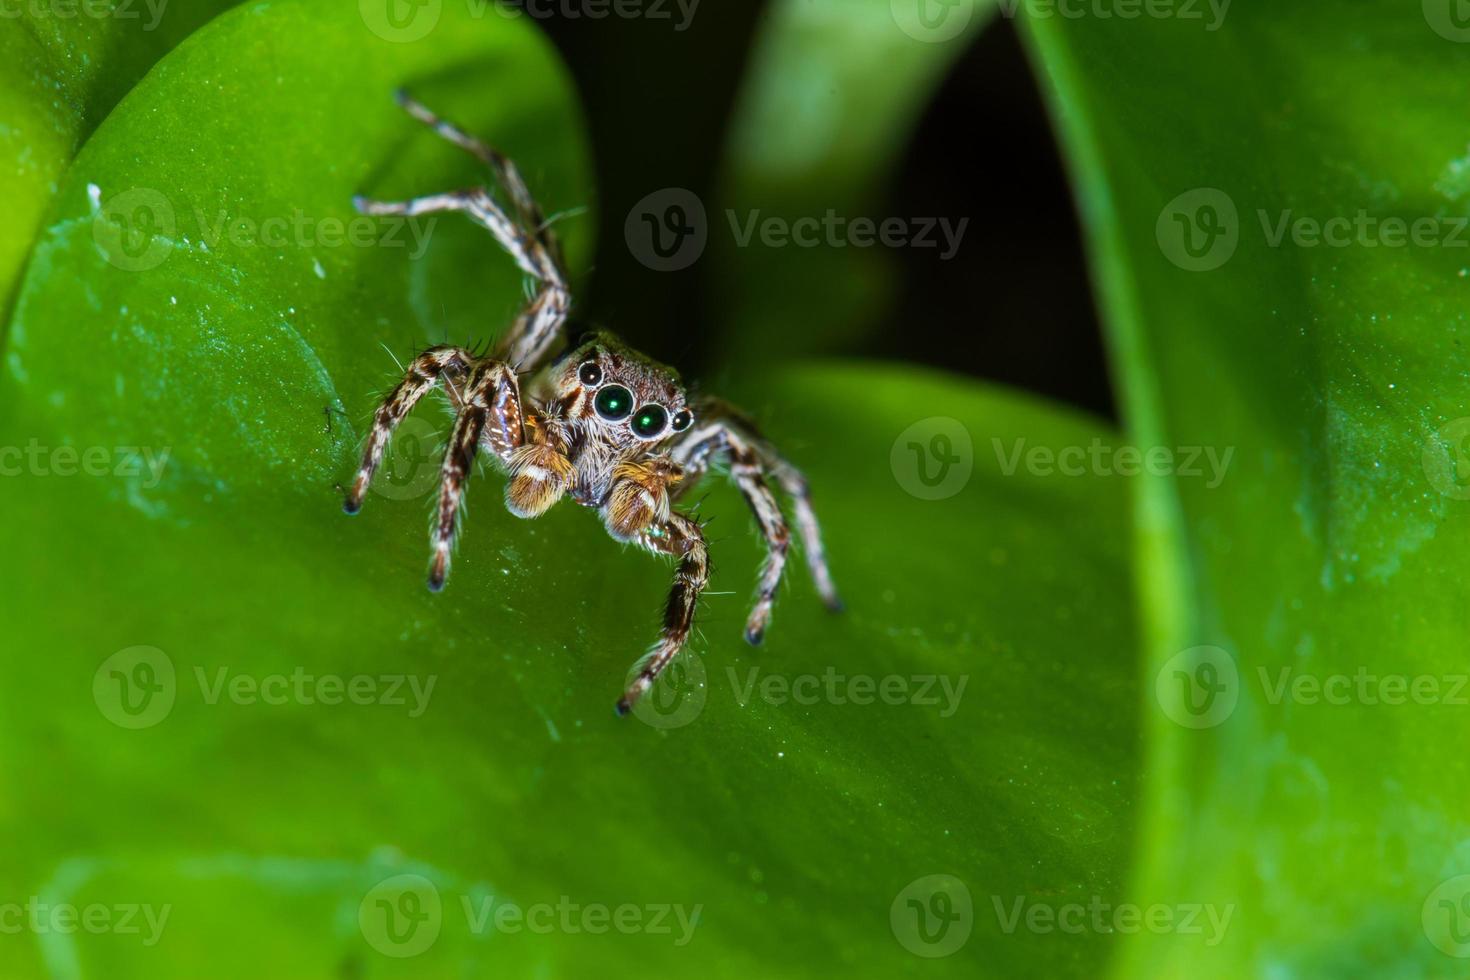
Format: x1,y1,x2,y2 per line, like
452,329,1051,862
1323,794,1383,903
343,92,842,715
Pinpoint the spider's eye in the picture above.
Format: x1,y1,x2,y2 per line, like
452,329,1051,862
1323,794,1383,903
578,361,603,387
670,409,693,433
594,384,634,420
631,404,668,439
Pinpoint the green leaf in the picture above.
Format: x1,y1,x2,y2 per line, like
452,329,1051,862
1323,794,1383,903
2,1,1140,975
1021,4,1470,975
0,0,241,325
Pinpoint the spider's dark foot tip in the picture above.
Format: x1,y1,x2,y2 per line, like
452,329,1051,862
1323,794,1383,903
350,194,370,213
426,573,445,593
825,597,846,614
615,698,632,717
744,626,765,647
342,497,361,516
393,87,412,105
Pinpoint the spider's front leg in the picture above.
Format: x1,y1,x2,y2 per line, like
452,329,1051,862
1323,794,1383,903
425,358,529,591
599,457,709,715
343,345,473,514
345,351,566,592
617,511,710,717
354,92,572,373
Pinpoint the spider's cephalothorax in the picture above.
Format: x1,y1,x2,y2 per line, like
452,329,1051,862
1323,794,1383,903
344,92,841,715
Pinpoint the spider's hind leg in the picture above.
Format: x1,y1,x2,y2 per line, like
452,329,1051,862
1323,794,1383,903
671,399,842,644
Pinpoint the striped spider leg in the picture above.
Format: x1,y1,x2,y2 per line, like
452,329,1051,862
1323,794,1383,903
343,92,839,716
669,398,843,645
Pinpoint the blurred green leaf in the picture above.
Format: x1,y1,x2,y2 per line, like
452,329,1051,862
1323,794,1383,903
1022,3,1470,975
711,0,991,363
1,0,1143,976
0,0,241,326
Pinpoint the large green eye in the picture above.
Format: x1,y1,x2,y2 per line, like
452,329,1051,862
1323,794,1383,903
594,384,634,420
631,404,668,439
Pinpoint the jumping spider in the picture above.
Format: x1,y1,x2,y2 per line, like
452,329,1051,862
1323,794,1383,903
343,92,841,715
